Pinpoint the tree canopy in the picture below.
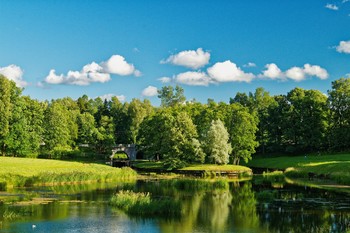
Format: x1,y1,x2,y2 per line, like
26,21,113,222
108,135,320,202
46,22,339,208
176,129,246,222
1,75,350,168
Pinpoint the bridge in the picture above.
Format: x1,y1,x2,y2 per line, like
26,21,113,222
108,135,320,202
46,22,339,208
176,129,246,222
110,144,137,161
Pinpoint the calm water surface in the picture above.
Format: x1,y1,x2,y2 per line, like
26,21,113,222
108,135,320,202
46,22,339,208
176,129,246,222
0,178,350,233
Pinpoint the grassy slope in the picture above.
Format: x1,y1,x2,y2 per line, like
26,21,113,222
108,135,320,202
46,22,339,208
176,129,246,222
0,157,136,188
246,153,350,184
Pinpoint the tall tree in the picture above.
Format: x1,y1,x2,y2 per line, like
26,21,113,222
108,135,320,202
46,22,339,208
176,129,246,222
110,97,131,144
77,112,97,145
0,76,21,156
203,119,232,164
248,88,276,154
127,99,154,144
5,96,45,157
327,78,350,151
226,104,259,165
94,115,115,155
157,85,186,107
286,88,328,152
138,109,204,169
266,95,290,152
43,101,73,156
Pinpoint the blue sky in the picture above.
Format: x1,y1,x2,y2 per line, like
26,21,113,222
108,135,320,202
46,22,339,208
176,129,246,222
1,0,350,105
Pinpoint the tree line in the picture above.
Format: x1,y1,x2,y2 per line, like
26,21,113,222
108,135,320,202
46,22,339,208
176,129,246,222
1,74,350,168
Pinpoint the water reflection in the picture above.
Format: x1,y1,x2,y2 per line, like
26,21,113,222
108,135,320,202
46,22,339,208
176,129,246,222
1,178,350,232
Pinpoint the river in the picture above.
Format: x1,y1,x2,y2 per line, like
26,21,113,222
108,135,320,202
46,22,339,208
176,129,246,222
0,177,349,233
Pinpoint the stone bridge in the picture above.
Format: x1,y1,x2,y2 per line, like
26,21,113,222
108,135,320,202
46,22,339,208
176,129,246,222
111,144,137,160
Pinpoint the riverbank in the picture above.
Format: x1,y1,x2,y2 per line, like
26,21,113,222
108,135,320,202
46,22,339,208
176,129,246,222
132,161,252,178
246,153,350,186
0,157,137,190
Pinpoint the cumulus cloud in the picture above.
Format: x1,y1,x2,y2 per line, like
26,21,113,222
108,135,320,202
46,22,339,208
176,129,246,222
260,63,284,80
285,67,305,81
101,55,141,76
0,64,27,87
158,77,172,83
260,63,328,81
325,3,339,10
175,71,211,86
161,48,210,69
303,64,328,80
207,60,255,83
336,40,350,54
142,86,158,97
99,94,126,102
44,55,140,86
45,63,111,86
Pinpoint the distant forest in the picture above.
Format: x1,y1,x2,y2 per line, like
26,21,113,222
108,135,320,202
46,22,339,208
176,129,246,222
1,74,350,168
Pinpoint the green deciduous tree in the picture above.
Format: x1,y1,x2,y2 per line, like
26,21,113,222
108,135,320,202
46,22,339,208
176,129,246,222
43,99,79,157
138,110,204,169
226,104,259,165
327,78,350,151
286,88,328,152
0,76,22,156
5,96,45,157
127,99,154,144
158,85,186,107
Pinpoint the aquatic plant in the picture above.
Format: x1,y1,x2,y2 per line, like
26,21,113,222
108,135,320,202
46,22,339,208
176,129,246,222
110,190,181,217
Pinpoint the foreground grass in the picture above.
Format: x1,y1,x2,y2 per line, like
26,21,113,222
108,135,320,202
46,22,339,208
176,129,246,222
246,153,350,185
0,157,137,190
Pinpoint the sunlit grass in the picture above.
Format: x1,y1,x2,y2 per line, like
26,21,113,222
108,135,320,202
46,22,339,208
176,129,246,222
246,153,350,185
0,157,137,190
180,164,251,172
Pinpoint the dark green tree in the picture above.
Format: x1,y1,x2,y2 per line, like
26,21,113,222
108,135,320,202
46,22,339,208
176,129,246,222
327,78,350,151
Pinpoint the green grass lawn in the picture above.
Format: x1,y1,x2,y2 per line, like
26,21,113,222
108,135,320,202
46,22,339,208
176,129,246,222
246,153,350,185
0,157,137,189
132,161,252,176
132,161,164,170
179,164,251,172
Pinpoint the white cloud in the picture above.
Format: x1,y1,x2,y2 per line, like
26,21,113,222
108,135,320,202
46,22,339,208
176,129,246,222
101,55,141,76
142,86,158,97
99,94,126,102
303,64,328,80
243,62,256,67
260,63,284,80
161,48,210,69
325,3,339,10
158,77,172,83
260,63,328,82
45,69,65,84
175,71,211,86
336,40,350,54
0,64,27,87
285,67,305,81
45,64,111,86
45,55,140,86
207,60,255,83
